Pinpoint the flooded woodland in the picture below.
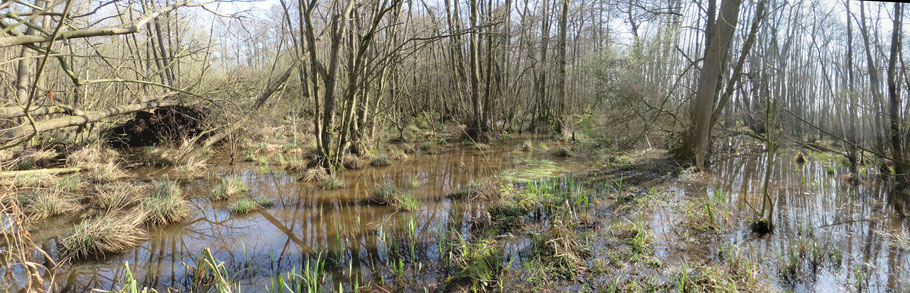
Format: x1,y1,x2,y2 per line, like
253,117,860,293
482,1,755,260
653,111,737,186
2,0,910,292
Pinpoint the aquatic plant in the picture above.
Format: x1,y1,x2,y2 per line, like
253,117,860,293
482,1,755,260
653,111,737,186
211,175,249,201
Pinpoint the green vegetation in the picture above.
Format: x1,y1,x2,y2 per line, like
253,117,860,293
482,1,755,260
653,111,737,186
365,183,418,212
320,175,346,190
143,180,190,226
231,196,274,214
211,175,249,201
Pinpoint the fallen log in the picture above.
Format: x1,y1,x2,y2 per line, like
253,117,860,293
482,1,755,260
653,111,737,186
0,105,84,120
2,99,182,141
0,167,82,177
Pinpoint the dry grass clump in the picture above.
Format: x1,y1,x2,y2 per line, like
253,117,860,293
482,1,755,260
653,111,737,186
0,174,55,189
12,149,59,170
210,175,249,201
69,144,126,183
143,180,190,226
61,212,147,259
342,154,367,170
300,167,329,182
535,220,591,278
18,190,81,220
95,182,145,211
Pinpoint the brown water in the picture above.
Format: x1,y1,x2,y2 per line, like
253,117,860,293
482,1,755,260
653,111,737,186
26,139,587,292
653,142,910,292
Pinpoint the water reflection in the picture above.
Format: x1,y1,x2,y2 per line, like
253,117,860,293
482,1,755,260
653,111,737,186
663,146,910,291
35,141,580,291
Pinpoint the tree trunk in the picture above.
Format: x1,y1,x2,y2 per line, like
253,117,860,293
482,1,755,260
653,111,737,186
684,0,742,171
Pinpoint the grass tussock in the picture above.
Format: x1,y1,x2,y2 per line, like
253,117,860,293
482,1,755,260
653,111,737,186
403,178,422,189
365,183,418,211
143,180,190,226
534,220,591,278
320,176,345,190
447,238,505,291
342,155,367,170
369,155,391,167
68,144,126,183
231,196,274,214
95,182,145,211
447,180,501,200
18,190,81,220
0,174,55,189
300,167,329,182
61,213,147,259
211,175,249,201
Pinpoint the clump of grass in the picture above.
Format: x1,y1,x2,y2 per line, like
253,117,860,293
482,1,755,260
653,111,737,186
342,155,366,170
143,180,190,226
210,175,249,201
611,222,654,254
230,196,274,214
68,144,125,183
95,182,144,211
285,157,309,173
370,155,391,167
300,167,328,182
534,220,591,278
390,149,409,161
320,176,345,190
365,183,418,211
419,142,432,151
0,174,54,188
403,178,422,189
13,149,58,170
61,213,147,259
447,238,505,291
447,180,500,200
18,190,80,220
